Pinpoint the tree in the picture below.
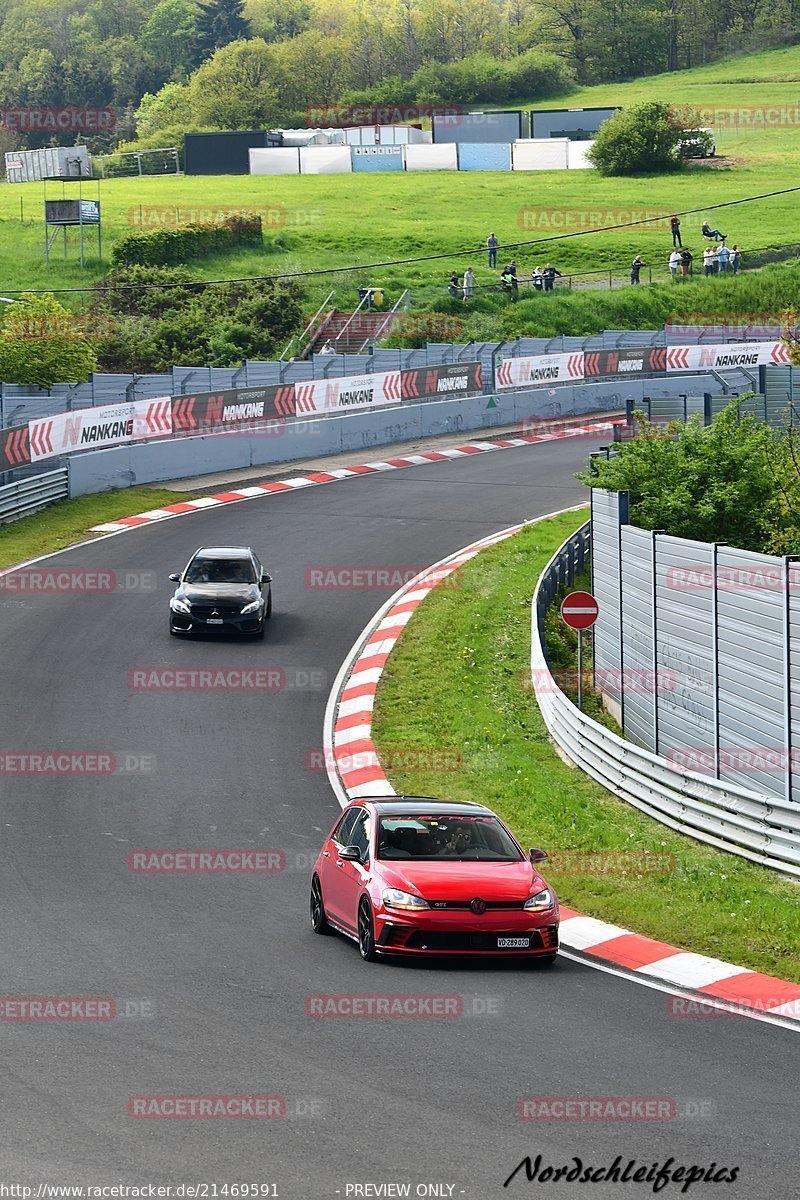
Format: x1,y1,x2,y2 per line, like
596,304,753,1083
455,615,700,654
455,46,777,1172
0,294,98,388
188,39,280,127
141,0,205,74
587,101,686,174
197,0,251,55
576,402,792,553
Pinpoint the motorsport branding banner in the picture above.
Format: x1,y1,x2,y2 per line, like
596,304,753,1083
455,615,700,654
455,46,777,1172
294,371,402,414
401,361,482,399
171,385,296,431
665,342,791,372
583,348,667,377
27,397,172,463
495,352,584,389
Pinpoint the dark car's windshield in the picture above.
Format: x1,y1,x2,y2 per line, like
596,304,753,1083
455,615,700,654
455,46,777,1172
377,814,523,861
185,557,256,584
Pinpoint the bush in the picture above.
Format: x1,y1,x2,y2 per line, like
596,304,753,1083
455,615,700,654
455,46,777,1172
89,265,303,372
587,101,686,175
111,215,263,267
577,401,800,555
0,293,98,387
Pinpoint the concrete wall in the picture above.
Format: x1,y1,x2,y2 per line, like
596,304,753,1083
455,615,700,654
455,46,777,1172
68,373,729,497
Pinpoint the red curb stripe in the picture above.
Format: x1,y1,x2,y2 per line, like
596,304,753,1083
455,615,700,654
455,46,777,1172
340,681,379,703
212,491,249,503
335,712,374,733
585,933,683,970
335,738,377,760
697,972,800,1008
339,765,389,788
163,502,203,514
305,472,339,483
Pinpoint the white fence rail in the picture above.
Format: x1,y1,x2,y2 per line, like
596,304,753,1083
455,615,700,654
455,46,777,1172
531,524,800,878
0,468,69,524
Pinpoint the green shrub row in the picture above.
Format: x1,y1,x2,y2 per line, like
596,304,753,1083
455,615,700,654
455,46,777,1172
110,216,262,267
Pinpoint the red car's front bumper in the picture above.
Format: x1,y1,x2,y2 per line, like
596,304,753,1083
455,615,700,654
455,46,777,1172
373,906,559,956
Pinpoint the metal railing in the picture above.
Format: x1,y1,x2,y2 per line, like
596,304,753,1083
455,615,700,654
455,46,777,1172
357,289,410,353
0,468,69,525
280,290,335,361
531,523,800,878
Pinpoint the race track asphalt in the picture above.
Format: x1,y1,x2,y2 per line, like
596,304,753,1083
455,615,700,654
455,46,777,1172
0,435,794,1198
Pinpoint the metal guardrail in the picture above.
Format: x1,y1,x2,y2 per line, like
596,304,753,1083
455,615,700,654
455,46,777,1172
531,523,800,878
0,468,69,524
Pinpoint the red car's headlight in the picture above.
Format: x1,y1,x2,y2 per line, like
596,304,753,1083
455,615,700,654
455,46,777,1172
382,887,430,911
523,888,554,911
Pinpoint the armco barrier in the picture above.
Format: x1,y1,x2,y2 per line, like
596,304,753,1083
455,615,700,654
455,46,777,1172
0,468,69,524
1,362,482,473
532,525,800,877
67,373,735,496
3,336,788,475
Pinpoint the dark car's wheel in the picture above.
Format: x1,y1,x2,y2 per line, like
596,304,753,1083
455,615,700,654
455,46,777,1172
310,875,330,935
357,897,378,961
265,591,273,620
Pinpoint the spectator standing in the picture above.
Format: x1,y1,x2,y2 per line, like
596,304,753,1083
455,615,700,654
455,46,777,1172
487,232,499,269
448,272,460,299
669,248,682,280
462,266,475,302
543,263,562,292
680,248,693,277
670,215,682,247
531,266,544,291
717,242,731,272
507,260,518,297
731,244,741,274
318,340,335,355
630,254,646,285
702,220,727,242
703,246,714,276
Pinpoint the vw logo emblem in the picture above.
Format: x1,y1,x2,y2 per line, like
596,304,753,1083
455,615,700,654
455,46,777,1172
470,897,486,915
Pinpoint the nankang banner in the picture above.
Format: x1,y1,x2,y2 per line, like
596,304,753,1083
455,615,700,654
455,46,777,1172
294,371,402,414
495,352,584,389
171,385,295,431
27,397,172,463
665,342,791,372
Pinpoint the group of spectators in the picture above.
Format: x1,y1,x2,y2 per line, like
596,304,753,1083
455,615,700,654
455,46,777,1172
449,219,744,301
631,216,742,284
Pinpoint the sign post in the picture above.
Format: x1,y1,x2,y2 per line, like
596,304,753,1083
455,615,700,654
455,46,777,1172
560,590,599,711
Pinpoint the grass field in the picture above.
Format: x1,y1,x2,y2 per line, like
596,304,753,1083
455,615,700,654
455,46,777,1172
0,488,188,571
371,511,800,982
1,44,800,325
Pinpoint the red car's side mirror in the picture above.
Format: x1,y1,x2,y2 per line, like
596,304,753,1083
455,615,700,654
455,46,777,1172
529,847,548,863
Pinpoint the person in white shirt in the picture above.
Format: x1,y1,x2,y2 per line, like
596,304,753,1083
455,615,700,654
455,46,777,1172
462,266,475,302
669,249,682,279
703,246,715,276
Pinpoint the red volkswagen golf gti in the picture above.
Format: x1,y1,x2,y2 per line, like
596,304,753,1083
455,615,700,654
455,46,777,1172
310,799,559,963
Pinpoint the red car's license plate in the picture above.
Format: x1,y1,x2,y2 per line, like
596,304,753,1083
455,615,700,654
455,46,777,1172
497,937,530,949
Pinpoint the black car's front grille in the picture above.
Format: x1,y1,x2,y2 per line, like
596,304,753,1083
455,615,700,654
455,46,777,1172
190,605,243,619
405,930,546,951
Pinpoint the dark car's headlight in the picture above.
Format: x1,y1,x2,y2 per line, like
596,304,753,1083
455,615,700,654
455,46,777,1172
240,599,263,615
523,888,554,911
383,888,430,911
170,597,191,615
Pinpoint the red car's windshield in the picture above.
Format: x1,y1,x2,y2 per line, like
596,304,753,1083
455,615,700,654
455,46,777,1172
377,815,523,861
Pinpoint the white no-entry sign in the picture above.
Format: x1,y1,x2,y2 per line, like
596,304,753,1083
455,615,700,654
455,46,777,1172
560,591,599,630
